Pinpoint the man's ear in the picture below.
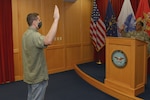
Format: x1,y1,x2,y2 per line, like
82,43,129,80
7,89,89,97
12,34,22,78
32,20,36,25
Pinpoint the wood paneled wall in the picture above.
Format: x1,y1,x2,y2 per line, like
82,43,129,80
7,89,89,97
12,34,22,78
12,0,94,81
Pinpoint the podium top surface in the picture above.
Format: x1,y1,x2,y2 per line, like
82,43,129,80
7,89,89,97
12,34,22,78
106,37,147,45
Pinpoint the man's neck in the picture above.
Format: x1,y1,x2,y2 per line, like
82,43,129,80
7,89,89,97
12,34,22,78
30,25,38,30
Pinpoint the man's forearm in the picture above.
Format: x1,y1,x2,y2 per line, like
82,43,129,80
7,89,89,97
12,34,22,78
44,19,59,45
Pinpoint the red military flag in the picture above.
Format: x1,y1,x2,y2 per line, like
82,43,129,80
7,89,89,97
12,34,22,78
136,0,150,19
136,0,150,36
90,0,106,52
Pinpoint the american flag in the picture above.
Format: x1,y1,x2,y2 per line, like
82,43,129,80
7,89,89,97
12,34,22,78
90,0,106,52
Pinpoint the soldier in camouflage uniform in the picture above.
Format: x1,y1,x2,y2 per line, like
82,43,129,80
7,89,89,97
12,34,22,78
121,21,150,56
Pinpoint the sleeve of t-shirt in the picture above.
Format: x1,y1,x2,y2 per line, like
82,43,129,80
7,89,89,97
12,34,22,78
32,32,47,48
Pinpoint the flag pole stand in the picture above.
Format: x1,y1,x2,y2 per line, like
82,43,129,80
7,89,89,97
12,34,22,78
96,59,102,64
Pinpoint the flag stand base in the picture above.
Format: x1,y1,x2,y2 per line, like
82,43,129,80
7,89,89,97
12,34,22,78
96,60,102,64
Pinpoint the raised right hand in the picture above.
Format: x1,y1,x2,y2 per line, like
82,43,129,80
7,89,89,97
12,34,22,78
53,5,60,20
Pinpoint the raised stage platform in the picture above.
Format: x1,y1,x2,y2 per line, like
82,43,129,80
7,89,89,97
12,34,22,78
75,62,150,100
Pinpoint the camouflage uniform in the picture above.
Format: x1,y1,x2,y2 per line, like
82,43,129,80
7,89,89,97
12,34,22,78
122,30,150,55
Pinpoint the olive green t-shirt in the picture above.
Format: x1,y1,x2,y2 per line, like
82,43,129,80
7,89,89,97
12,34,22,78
22,27,49,84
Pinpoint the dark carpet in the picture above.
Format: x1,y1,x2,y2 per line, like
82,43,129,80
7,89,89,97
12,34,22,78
0,61,149,100
77,62,150,100
0,69,116,100
77,62,106,82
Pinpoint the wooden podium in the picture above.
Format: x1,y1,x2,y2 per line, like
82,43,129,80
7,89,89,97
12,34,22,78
104,37,147,96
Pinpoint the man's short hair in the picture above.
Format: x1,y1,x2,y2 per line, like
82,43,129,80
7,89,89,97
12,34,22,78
26,13,39,26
